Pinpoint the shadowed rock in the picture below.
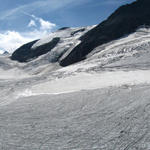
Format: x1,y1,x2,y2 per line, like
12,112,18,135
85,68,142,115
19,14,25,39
71,28,85,36
11,38,60,62
58,27,70,31
60,0,150,66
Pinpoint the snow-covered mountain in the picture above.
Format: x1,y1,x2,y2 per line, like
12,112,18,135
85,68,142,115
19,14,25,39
1,0,150,149
11,26,94,63
60,0,150,66
11,0,150,68
0,49,9,55
0,50,4,54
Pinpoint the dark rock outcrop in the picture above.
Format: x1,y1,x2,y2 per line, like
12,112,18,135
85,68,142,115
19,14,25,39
11,38,60,62
60,0,150,66
71,28,85,36
58,27,70,31
3,51,9,55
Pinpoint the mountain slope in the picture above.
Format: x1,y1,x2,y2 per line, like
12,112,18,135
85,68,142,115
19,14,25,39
0,50,9,55
1,0,150,149
60,0,150,66
11,26,94,63
11,0,150,67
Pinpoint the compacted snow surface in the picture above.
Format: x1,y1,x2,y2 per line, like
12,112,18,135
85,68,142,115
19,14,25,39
0,27,150,149
30,70,150,96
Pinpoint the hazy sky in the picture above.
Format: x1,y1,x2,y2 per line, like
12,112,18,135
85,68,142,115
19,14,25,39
0,0,136,52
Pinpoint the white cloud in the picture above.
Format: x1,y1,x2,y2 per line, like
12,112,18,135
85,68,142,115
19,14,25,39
0,15,57,53
0,29,58,53
39,18,56,30
26,13,56,31
0,0,89,53
0,31,33,53
0,0,91,20
28,20,37,27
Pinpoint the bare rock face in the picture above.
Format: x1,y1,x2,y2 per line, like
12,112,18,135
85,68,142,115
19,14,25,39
59,0,150,66
11,38,60,62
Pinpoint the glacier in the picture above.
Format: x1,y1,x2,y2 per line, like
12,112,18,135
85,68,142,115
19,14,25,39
0,25,150,149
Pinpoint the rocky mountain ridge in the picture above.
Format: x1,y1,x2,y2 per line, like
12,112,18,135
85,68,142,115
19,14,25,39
11,0,150,68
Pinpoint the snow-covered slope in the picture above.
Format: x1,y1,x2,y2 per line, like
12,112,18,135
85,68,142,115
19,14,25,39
1,26,150,149
1,27,150,94
11,26,150,76
87,27,150,68
59,0,150,66
1,0,150,148
9,26,95,75
19,26,150,99
0,50,4,54
0,50,9,55
11,26,95,64
56,27,150,75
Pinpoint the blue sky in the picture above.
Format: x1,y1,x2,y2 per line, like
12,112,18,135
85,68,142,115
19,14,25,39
0,0,136,53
